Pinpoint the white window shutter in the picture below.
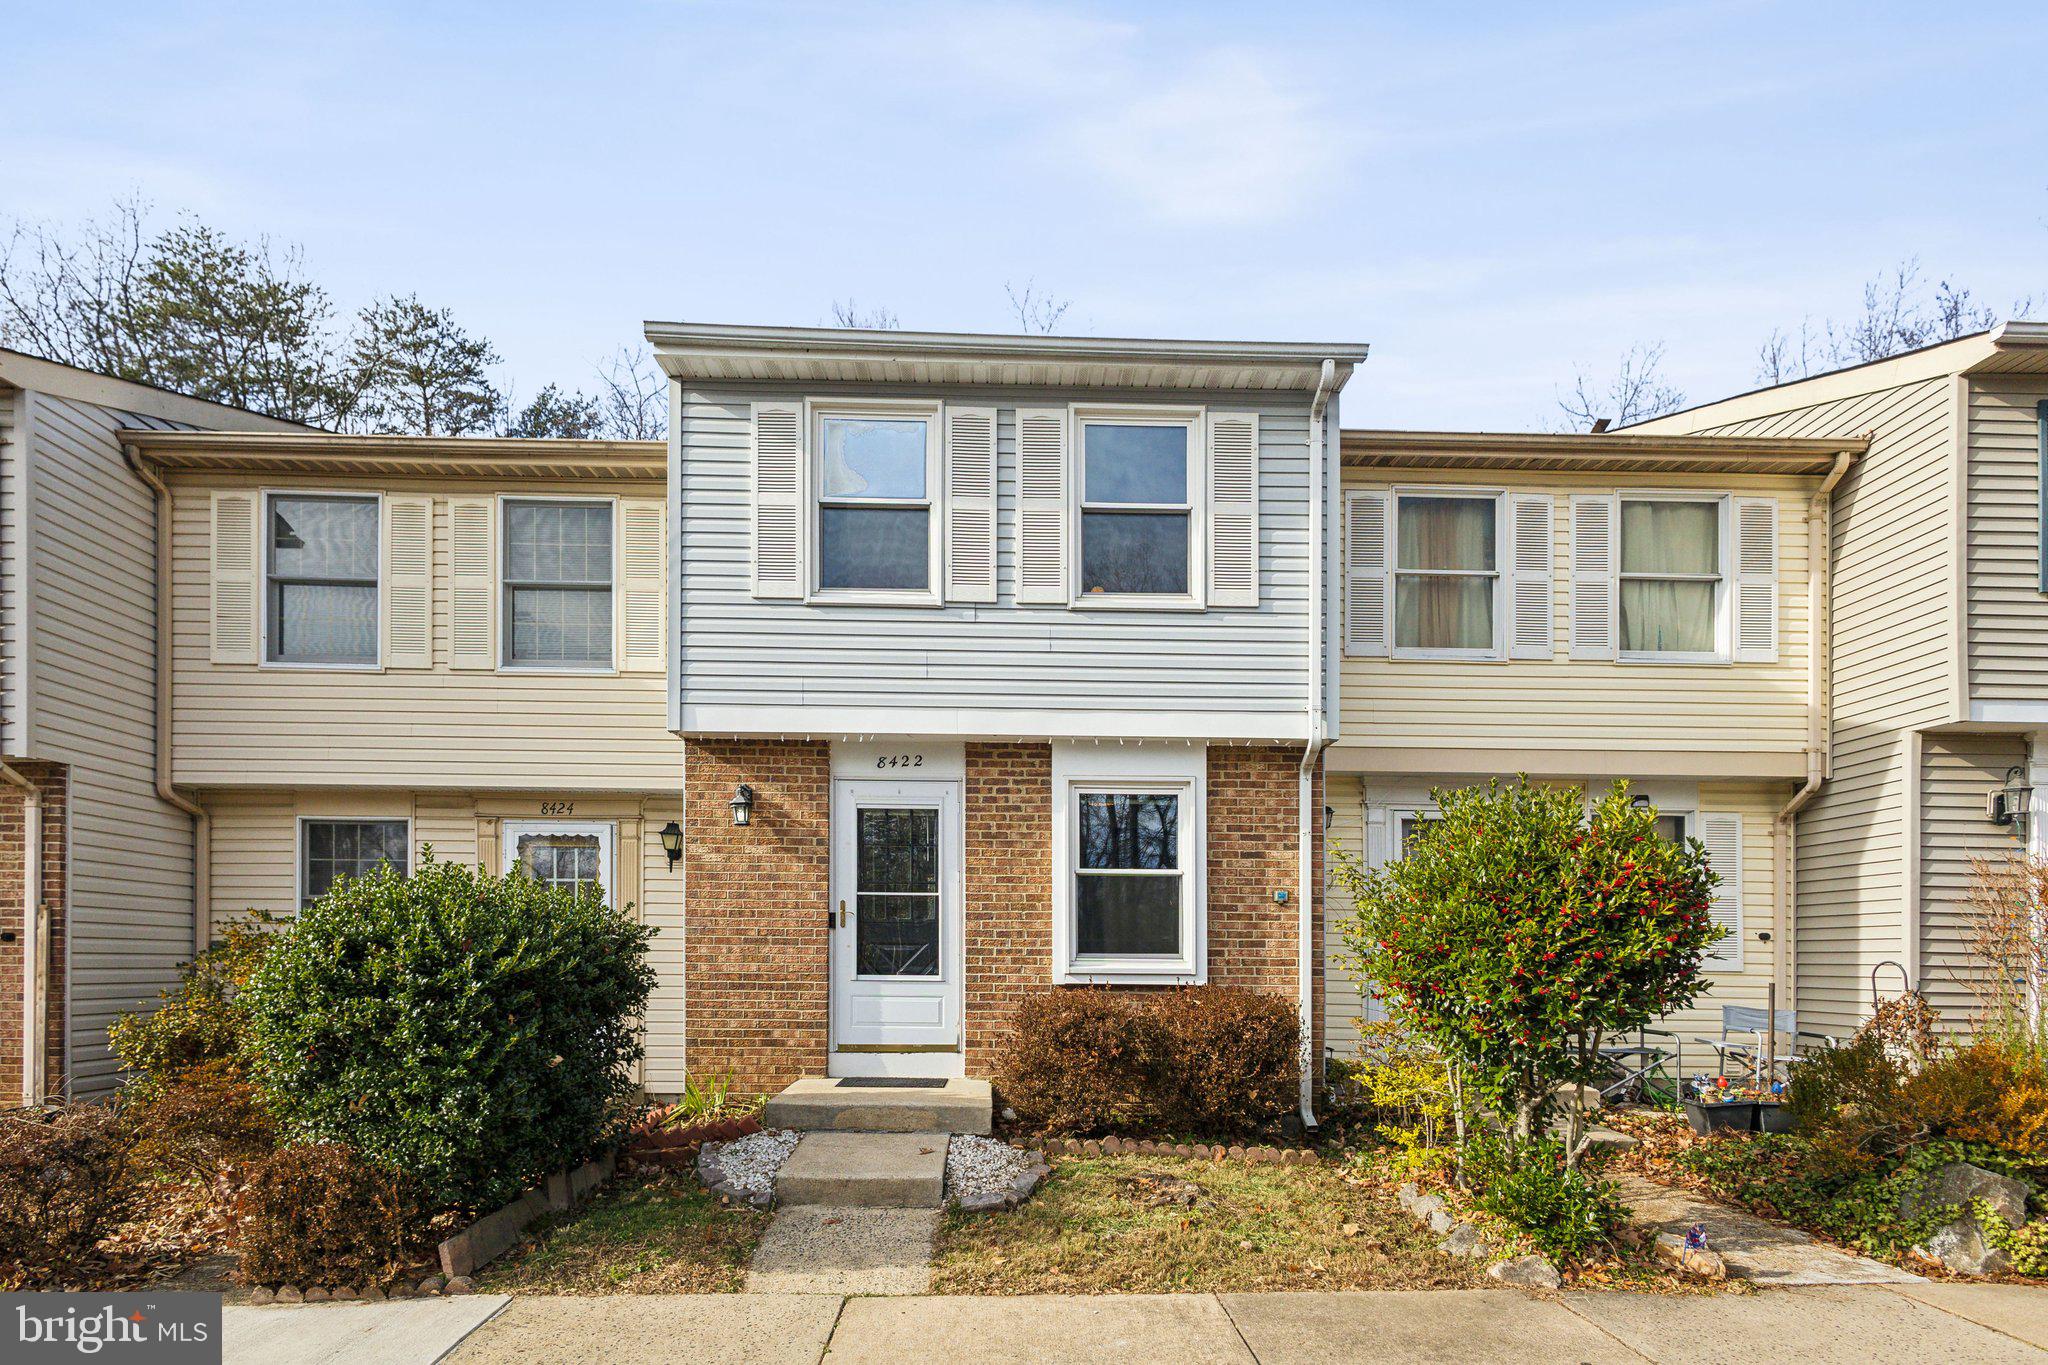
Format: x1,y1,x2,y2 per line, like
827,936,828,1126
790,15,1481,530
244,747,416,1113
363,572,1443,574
1343,490,1390,657
209,490,260,664
1508,493,1554,660
944,405,998,603
1732,497,1779,663
382,495,431,669
619,497,666,672
1206,411,1259,608
449,497,495,670
750,401,804,599
1015,407,1069,604
1698,811,1744,970
1570,494,1618,660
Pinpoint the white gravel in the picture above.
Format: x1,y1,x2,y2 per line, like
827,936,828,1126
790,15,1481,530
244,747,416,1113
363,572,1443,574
711,1128,799,1201
946,1134,1035,1203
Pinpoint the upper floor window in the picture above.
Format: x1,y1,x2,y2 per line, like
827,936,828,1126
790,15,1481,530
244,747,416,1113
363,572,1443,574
268,494,378,666
504,499,613,669
1394,493,1498,655
1619,497,1721,659
817,414,934,595
300,817,408,907
1079,421,1192,597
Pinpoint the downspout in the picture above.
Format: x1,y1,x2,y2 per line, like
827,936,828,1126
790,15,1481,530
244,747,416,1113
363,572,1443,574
0,760,42,1104
1773,446,1855,1014
121,445,210,955
1299,359,1338,1130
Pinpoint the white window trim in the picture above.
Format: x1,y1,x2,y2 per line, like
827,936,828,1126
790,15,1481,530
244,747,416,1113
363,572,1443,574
496,493,621,675
1051,743,1207,984
805,396,944,608
261,488,386,672
1388,485,1507,661
501,819,618,908
1615,491,1731,665
295,814,411,910
1068,403,1207,612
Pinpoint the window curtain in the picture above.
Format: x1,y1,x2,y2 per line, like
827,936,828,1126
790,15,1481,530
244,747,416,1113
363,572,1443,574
1620,502,1718,653
1396,497,1494,650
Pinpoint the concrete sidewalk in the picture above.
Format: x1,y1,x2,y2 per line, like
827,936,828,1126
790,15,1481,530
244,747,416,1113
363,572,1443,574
432,1284,2048,1364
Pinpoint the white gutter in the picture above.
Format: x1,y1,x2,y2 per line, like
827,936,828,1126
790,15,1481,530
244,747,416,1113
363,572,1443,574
122,445,210,955
0,760,42,1105
1772,446,1856,1012
1299,359,1339,1130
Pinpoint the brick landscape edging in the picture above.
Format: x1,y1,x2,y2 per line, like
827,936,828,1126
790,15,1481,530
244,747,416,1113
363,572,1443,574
1021,1135,1319,1165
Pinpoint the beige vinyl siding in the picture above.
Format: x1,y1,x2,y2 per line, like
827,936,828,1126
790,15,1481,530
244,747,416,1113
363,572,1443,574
26,396,195,1093
206,789,687,1093
1336,469,1813,764
168,477,677,790
1321,773,1370,1060
1919,733,2026,1029
1663,376,1958,1034
1964,377,2048,702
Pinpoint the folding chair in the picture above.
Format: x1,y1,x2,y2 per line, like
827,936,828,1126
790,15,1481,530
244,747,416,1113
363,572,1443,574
1695,1006,1835,1082
1597,1026,1679,1105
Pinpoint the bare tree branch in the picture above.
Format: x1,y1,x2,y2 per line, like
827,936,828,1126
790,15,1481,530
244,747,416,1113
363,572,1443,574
1005,279,1071,334
829,299,899,330
592,345,667,440
1554,341,1686,431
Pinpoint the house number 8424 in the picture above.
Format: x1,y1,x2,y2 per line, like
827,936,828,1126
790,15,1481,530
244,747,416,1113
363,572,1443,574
539,801,576,816
875,755,923,770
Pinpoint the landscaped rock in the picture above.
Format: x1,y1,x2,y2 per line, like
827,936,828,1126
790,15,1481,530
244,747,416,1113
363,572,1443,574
1488,1254,1562,1290
248,1287,275,1306
1396,1182,1422,1213
1915,1212,2014,1277
1427,1208,1455,1235
387,1282,414,1299
361,1286,386,1302
1439,1223,1492,1258
948,1135,1046,1211
1408,1193,1446,1226
446,1276,475,1295
698,1129,798,1209
302,1287,329,1303
1654,1231,1728,1281
417,1275,446,1295
276,1286,303,1304
1901,1162,2029,1229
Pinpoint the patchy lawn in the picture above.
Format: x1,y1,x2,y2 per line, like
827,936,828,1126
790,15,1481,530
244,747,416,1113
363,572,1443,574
931,1154,1482,1294
477,1171,768,1295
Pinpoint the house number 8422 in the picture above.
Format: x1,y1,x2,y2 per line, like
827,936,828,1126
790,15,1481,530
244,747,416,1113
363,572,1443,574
875,755,923,770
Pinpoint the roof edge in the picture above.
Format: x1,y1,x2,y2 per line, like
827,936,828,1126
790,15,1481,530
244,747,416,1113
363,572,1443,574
645,320,1369,368
0,347,310,432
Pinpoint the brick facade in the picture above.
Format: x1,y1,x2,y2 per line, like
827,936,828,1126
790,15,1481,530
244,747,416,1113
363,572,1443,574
682,738,1317,1089
0,762,67,1102
681,738,830,1092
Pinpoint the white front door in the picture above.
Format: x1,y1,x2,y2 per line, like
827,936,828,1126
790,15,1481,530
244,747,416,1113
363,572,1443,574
830,778,962,1076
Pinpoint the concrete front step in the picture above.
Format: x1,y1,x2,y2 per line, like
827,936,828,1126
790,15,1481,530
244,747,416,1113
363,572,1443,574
764,1076,992,1136
775,1132,949,1208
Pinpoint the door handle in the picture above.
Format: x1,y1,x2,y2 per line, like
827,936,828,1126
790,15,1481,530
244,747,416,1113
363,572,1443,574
838,900,848,929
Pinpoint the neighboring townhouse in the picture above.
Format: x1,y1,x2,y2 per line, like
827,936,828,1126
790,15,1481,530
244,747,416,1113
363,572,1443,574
652,323,1363,1110
118,429,692,1091
1631,320,2048,1034
1324,427,1865,1071
0,349,302,1101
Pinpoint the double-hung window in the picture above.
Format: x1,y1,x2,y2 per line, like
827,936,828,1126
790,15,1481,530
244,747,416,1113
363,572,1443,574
299,818,408,908
1054,741,1206,982
504,499,614,669
815,409,936,597
502,820,615,906
1079,418,1194,598
267,494,379,665
1394,493,1498,655
1619,497,1723,659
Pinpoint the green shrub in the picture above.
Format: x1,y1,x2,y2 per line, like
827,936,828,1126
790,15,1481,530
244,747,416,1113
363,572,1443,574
108,918,273,1093
233,1143,419,1288
243,853,656,1211
996,987,1300,1138
996,990,1166,1135
1466,1136,1627,1262
1149,987,1299,1135
1346,1022,1463,1174
124,1057,276,1190
0,1103,133,1289
1786,1030,1922,1164
1909,1041,2048,1158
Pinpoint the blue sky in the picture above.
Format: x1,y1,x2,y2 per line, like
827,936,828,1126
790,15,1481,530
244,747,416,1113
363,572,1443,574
8,1,2045,427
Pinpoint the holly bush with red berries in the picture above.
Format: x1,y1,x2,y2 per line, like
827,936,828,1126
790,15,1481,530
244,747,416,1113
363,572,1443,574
1335,779,1722,1156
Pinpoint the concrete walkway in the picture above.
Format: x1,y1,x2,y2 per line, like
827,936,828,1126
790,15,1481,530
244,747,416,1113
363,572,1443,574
434,1285,2048,1363
1615,1172,1921,1286
224,1294,510,1365
744,1205,939,1294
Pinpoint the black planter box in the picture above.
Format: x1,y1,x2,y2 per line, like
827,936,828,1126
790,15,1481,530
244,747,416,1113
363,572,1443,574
1755,1102,1795,1134
1683,1099,1757,1135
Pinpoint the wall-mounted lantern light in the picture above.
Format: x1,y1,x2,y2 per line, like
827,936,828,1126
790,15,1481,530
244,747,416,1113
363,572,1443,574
729,785,755,828
1989,767,2030,828
1630,794,1653,811
659,820,684,868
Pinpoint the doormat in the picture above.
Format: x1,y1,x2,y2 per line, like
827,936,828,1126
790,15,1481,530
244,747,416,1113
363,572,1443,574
836,1077,946,1088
